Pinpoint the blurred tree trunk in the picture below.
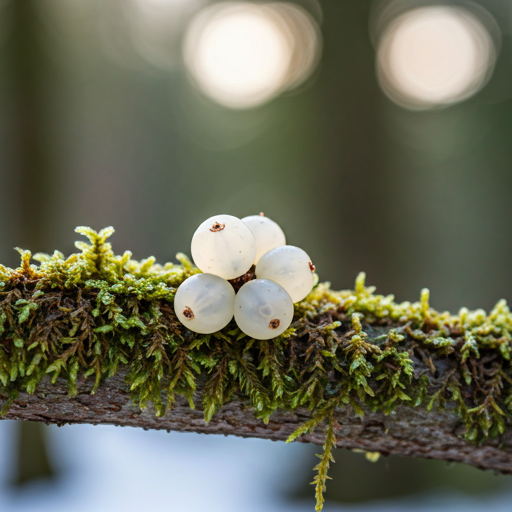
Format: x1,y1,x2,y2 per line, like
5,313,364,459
13,422,53,485
9,0,55,484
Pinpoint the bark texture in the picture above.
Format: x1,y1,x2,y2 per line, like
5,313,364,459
3,368,512,474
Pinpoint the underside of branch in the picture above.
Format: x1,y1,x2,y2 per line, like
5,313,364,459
4,368,512,474
1,227,512,509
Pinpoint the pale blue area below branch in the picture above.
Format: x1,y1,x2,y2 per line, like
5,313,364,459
0,421,511,512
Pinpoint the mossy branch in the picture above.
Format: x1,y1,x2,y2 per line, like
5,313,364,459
1,227,512,510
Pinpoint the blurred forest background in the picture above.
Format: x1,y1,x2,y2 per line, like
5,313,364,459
1,0,512,510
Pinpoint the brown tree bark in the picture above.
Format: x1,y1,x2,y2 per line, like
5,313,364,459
3,368,512,474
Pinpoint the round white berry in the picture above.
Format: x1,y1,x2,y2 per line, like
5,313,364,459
255,245,314,303
241,214,286,264
191,214,256,280
174,273,235,334
234,279,294,340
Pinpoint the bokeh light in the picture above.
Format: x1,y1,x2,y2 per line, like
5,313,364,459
374,3,500,110
182,2,321,109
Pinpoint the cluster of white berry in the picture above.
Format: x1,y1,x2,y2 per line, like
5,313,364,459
174,214,315,340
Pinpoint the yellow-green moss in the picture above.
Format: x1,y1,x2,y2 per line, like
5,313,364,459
0,227,511,511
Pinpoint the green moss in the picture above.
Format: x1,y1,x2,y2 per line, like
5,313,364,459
0,227,511,510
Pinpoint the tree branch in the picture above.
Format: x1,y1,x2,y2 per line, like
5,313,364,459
1,226,512,511
3,368,512,473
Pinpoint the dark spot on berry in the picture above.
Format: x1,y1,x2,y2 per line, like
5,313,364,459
183,306,194,319
269,319,280,329
309,261,316,272
210,222,225,232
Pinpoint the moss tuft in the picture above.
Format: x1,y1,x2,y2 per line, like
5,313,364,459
0,227,511,510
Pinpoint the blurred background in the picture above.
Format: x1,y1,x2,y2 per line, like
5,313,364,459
1,0,512,509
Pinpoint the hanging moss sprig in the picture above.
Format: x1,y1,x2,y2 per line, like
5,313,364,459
0,227,512,510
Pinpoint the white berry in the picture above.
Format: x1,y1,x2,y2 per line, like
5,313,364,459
174,273,235,334
191,214,256,280
255,245,314,303
242,214,286,264
234,279,294,340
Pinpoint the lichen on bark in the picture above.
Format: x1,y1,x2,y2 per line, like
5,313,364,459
0,227,511,510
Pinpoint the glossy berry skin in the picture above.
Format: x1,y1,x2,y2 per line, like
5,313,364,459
174,273,235,334
191,214,256,280
255,245,314,303
234,279,294,340
242,214,286,264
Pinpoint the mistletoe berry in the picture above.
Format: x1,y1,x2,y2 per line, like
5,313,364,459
255,245,315,303
191,214,256,280
174,273,235,334
241,213,286,264
234,279,294,340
